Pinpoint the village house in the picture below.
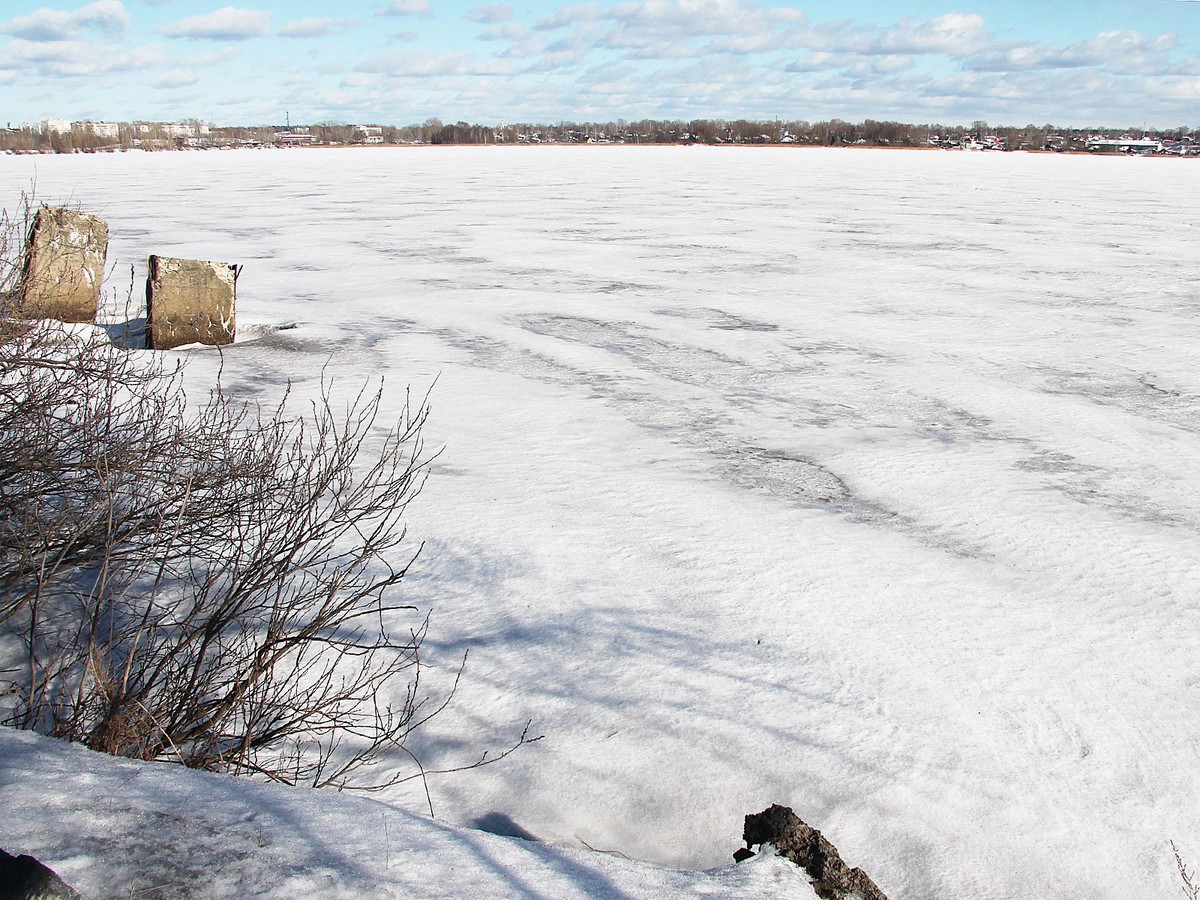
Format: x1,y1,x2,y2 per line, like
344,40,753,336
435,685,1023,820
354,125,384,144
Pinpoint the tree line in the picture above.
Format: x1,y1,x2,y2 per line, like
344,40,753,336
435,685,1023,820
2,116,1195,153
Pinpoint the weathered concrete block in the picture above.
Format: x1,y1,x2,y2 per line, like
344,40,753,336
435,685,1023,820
19,206,108,323
145,255,237,350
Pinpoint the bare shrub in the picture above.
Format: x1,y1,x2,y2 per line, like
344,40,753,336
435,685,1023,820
0,193,32,301
0,200,536,791
1174,842,1199,900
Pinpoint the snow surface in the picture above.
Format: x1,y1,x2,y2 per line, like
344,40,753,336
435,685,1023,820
0,728,814,898
3,146,1200,898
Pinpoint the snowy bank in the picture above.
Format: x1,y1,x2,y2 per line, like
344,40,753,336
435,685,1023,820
0,728,816,898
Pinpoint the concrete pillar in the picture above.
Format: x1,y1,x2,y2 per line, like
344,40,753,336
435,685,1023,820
145,255,237,350
19,206,109,323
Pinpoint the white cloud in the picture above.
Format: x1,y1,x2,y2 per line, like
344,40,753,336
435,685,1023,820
0,36,161,77
278,17,357,38
341,72,380,88
873,13,987,57
571,0,802,61
355,50,513,77
0,37,78,67
479,22,527,41
1160,54,1200,76
377,0,433,19
2,0,1197,129
602,0,801,41
749,13,989,59
164,6,270,40
849,54,913,76
152,69,200,88
523,4,990,71
496,32,551,58
706,30,799,55
1145,75,1200,102
491,0,1191,124
466,4,513,24
535,3,600,30
516,33,592,70
0,0,128,42
773,16,980,76
784,51,838,73
966,30,1179,72
175,46,239,65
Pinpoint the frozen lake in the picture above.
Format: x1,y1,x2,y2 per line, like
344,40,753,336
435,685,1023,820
4,146,1200,898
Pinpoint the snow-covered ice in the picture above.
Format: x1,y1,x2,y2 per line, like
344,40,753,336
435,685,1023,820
3,146,1200,898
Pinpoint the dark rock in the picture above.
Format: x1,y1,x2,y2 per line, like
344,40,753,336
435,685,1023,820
736,804,888,900
732,846,755,863
0,848,82,900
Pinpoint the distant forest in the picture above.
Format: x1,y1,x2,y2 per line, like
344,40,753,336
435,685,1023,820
2,116,1196,154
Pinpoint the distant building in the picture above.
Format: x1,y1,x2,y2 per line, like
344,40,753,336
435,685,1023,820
1087,137,1162,154
43,118,71,135
354,125,384,144
87,122,119,139
275,129,316,146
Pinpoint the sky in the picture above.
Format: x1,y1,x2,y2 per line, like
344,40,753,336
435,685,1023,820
0,0,1198,129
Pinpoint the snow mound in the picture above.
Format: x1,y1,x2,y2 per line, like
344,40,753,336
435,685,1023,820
0,728,816,899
